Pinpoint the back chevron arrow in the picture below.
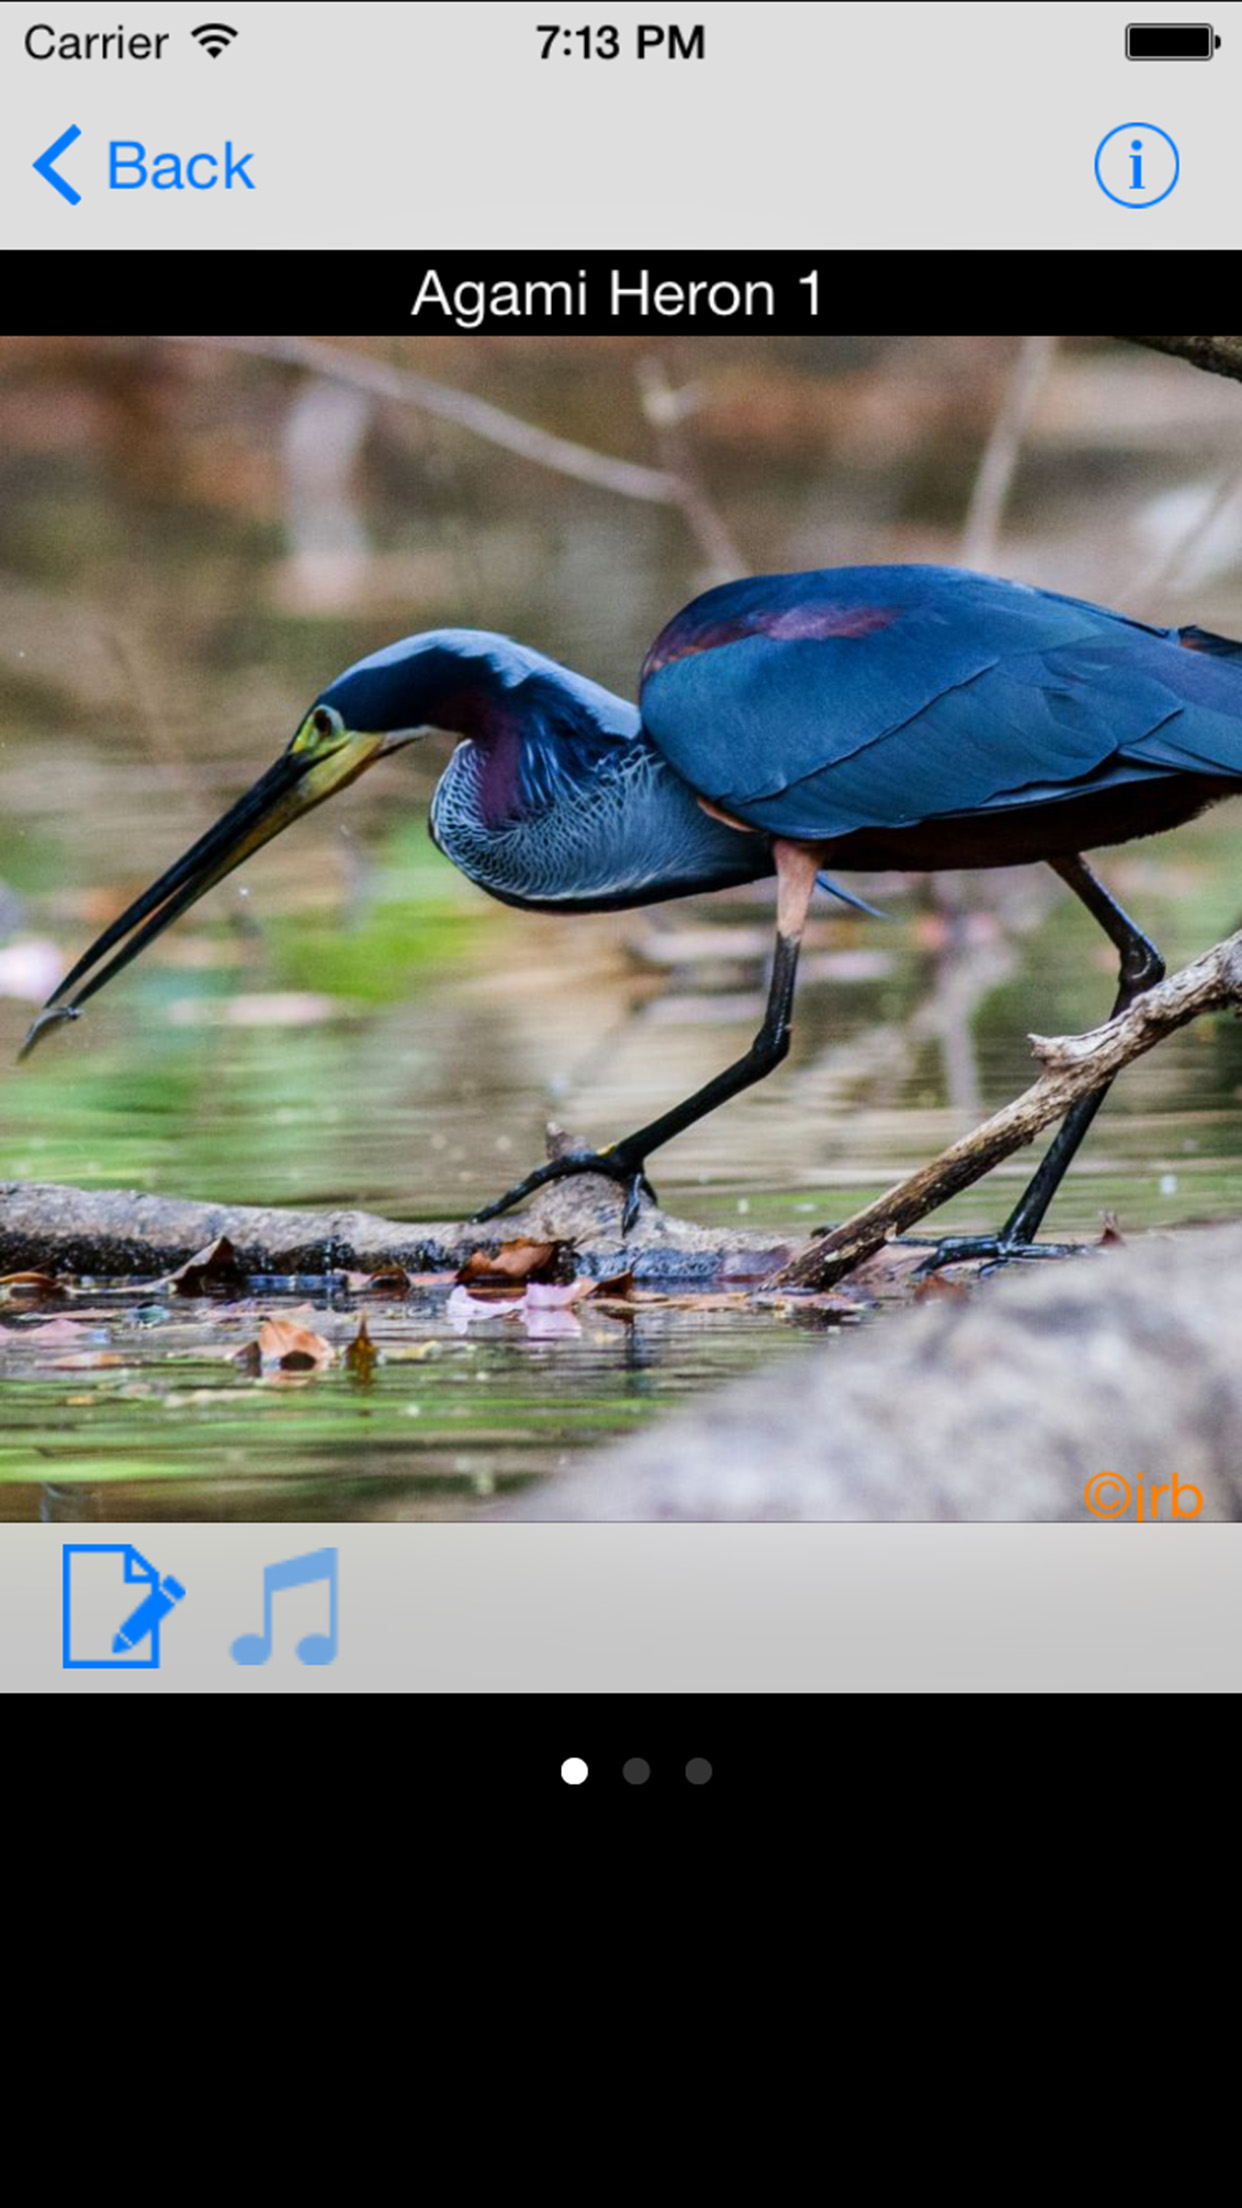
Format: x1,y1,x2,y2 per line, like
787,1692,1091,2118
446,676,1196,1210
33,125,83,205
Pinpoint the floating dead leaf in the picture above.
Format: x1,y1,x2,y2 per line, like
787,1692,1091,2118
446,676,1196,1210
0,1271,62,1305
343,1262,413,1295
345,1314,379,1380
246,1316,335,1372
1098,1214,1126,1248
589,1271,636,1302
165,1235,249,1297
457,1241,569,1287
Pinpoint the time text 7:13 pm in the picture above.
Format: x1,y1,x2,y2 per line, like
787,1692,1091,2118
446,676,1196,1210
538,24,707,61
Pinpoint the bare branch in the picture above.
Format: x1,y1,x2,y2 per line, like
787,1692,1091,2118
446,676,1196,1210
775,927,1242,1290
636,355,747,583
1119,336,1242,384
151,333,681,506
960,335,1058,568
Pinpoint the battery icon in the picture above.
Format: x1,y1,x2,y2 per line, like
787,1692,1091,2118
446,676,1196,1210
1126,23,1220,57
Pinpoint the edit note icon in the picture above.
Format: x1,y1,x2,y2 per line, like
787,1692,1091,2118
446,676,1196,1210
62,1544,186,1671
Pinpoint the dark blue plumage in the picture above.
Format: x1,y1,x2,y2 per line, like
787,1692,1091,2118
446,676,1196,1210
26,565,1242,1251
319,629,634,753
307,578,1242,896
640,566,1242,845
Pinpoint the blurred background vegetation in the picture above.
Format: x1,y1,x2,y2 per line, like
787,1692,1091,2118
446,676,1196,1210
4,334,1242,1516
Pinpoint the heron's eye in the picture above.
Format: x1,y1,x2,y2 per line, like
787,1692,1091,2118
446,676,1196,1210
294,704,345,755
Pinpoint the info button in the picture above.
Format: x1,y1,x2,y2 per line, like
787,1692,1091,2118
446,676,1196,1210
1094,122,1180,208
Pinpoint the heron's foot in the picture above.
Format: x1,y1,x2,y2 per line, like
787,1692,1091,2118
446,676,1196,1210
905,1232,1092,1281
473,1147,658,1236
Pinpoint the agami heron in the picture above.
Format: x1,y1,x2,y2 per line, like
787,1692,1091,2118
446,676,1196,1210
24,565,1242,1260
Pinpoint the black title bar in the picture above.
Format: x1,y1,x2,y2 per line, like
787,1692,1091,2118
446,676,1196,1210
9,252,1213,336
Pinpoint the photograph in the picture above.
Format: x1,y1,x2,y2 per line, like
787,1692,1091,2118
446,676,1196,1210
3,330,1242,1527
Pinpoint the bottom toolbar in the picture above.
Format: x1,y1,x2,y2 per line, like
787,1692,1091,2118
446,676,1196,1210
2,1526,1241,1694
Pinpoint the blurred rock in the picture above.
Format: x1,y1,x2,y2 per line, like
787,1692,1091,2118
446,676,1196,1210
498,1225,1242,1520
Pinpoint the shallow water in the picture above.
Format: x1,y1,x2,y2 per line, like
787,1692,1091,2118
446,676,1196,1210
4,809,1242,1521
2,1291,809,1523
4,337,1242,1517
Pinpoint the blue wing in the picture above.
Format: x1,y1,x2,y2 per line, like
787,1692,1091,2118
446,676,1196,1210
639,567,1242,843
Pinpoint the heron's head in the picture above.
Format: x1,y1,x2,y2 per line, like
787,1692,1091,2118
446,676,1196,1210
19,628,599,1061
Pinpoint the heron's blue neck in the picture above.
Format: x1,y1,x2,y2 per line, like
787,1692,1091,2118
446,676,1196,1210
428,705,772,914
321,627,774,913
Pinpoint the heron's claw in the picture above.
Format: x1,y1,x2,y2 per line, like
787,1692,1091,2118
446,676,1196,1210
906,1232,1091,1281
473,1148,658,1234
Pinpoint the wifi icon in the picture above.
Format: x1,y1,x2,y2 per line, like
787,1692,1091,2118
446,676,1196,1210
192,22,239,59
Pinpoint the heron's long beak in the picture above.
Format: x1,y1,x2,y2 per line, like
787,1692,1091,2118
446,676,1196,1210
19,730,388,1061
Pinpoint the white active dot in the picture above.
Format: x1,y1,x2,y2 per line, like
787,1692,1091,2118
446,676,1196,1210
561,1757,589,1787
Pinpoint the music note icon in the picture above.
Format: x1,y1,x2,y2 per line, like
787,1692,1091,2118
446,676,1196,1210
230,1548,339,1667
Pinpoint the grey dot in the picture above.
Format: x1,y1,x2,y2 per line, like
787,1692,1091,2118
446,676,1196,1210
686,1758,713,1787
623,1758,651,1786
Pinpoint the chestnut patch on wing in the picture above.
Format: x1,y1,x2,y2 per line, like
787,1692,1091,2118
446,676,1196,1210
1178,625,1242,659
696,796,760,835
643,601,899,680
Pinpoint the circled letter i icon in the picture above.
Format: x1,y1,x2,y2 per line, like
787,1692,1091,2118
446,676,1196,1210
1095,123,1180,207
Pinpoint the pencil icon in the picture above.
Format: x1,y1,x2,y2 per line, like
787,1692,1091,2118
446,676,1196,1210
113,1573,186,1653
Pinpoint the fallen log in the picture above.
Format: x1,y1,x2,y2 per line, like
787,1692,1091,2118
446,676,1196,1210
0,1136,796,1287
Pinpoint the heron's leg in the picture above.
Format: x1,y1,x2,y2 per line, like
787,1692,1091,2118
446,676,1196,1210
474,842,818,1233
912,855,1165,1276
